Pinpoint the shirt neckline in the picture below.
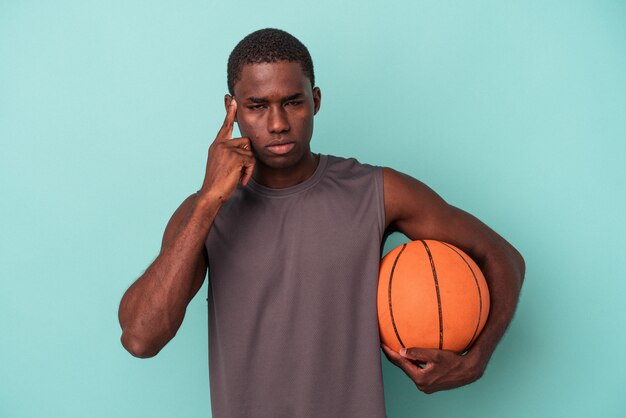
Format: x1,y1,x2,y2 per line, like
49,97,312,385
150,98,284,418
246,154,328,197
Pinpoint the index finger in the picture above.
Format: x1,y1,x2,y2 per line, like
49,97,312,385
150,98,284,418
215,98,237,142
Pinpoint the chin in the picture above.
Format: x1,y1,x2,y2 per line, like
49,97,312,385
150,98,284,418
257,150,309,170
258,156,300,170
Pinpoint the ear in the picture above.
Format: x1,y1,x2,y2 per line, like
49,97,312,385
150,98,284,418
312,87,321,115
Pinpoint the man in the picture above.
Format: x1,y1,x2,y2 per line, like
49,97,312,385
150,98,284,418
118,28,525,417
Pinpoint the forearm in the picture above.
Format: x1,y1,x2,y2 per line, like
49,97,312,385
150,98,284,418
119,194,220,357
466,242,525,368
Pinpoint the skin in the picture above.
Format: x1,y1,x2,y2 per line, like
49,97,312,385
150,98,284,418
229,62,321,188
118,60,525,394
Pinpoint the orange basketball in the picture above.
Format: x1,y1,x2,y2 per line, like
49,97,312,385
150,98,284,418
378,240,490,353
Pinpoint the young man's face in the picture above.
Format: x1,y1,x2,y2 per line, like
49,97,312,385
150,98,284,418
228,61,321,171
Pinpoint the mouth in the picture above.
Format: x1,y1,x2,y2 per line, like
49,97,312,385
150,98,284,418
266,142,296,156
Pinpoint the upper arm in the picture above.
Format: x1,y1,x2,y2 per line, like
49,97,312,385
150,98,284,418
383,167,524,270
161,193,209,300
383,167,467,242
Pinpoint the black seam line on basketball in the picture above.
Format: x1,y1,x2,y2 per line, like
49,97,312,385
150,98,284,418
388,243,407,349
441,242,483,352
421,240,444,350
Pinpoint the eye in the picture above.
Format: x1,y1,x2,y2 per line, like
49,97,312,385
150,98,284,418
285,101,303,107
248,104,266,110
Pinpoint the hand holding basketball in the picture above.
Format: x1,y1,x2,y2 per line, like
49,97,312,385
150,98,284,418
199,98,256,203
380,344,485,394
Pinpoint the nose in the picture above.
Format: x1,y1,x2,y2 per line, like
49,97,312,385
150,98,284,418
267,106,290,133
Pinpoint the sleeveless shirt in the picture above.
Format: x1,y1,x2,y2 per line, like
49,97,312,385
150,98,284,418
205,154,387,417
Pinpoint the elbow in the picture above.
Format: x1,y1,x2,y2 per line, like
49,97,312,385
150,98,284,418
516,248,525,277
120,331,162,359
512,247,526,287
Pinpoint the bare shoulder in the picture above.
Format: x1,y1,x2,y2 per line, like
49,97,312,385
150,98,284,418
382,167,519,263
383,167,453,236
161,193,199,248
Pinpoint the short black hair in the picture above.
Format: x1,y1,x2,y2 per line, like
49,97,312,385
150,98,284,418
227,28,315,95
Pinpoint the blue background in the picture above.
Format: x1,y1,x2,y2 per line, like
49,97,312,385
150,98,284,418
1,1,625,417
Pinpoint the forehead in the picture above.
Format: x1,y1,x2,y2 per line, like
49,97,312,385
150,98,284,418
234,61,311,99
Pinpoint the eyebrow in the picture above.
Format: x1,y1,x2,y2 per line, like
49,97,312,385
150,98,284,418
246,93,303,103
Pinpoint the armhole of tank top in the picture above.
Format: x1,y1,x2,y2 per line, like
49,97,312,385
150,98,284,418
374,167,385,239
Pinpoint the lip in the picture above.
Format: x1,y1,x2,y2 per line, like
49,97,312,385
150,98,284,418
266,142,296,156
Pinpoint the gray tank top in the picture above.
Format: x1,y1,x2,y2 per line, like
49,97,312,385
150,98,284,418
205,154,386,417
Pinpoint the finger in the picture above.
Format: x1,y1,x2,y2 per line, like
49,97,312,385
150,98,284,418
401,347,437,363
381,345,419,374
231,147,254,158
215,99,237,142
397,347,431,373
240,157,256,186
227,137,251,150
229,143,254,160
381,346,434,390
383,345,422,367
381,344,404,362
394,355,423,381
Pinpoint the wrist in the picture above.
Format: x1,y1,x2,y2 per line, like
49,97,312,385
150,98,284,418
196,187,224,205
464,340,493,373
193,189,224,217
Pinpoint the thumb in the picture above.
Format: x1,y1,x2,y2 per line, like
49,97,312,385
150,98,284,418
400,347,438,362
381,344,421,375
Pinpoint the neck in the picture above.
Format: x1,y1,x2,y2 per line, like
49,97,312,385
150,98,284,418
253,152,319,189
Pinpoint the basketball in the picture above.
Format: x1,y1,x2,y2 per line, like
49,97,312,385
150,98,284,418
378,240,490,353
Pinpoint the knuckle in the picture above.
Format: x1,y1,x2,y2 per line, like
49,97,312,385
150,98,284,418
471,367,484,382
416,373,433,387
415,381,433,394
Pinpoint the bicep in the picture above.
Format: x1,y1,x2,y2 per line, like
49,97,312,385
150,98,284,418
383,168,506,263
